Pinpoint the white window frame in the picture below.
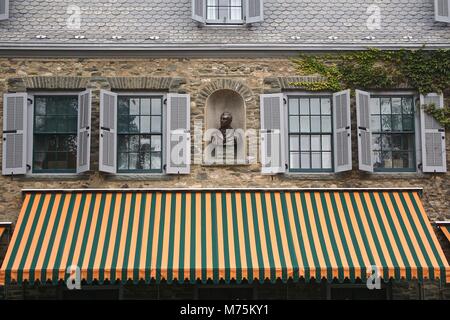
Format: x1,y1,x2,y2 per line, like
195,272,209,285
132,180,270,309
367,90,422,174
205,0,245,25
114,92,167,176
26,92,83,176
283,91,337,175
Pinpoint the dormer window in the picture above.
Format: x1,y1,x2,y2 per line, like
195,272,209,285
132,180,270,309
192,0,264,25
0,0,9,21
207,0,243,24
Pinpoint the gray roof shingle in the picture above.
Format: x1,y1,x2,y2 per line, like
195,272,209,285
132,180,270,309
0,0,449,50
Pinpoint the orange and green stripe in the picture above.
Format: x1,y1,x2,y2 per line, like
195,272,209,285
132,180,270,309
0,189,449,285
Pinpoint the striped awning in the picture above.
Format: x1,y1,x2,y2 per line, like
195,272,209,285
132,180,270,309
1,189,449,285
0,227,5,240
436,222,450,244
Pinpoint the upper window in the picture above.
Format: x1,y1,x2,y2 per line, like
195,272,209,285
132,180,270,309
192,0,264,25
117,96,163,173
288,96,333,172
370,96,416,172
33,96,78,173
206,0,243,23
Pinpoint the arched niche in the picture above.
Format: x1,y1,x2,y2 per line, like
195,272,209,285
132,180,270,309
206,89,246,132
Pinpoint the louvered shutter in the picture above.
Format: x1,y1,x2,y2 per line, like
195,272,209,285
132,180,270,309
356,90,373,172
245,0,264,24
99,90,117,174
435,0,450,23
0,0,9,21
166,94,191,174
333,89,352,172
77,90,91,173
420,93,446,173
192,0,206,23
2,93,27,175
260,93,286,174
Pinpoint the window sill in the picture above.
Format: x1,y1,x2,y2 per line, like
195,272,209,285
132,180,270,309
104,173,170,181
17,173,90,181
360,171,430,179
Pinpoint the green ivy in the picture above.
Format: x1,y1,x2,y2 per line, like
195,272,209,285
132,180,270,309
422,103,450,130
290,48,450,126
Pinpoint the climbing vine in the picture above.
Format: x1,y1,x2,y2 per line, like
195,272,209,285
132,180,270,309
423,103,450,129
290,48,450,126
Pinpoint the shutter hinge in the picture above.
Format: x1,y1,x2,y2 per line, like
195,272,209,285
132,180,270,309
163,99,167,105
163,164,167,171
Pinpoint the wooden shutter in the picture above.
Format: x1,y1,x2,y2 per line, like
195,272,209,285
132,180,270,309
420,93,446,173
260,93,286,174
166,94,191,174
435,0,450,23
333,89,352,172
356,90,373,172
77,90,91,174
245,0,264,24
0,0,9,20
2,93,27,175
192,0,206,23
99,90,117,174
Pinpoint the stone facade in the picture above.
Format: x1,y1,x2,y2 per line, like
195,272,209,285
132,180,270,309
0,56,449,299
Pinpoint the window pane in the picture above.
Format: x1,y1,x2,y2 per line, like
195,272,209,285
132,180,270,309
300,99,309,115
289,116,300,133
371,115,381,132
300,116,310,133
392,115,402,131
370,98,380,114
321,116,332,133
130,99,140,115
151,153,162,170
392,98,402,114
301,152,310,169
289,99,299,115
290,136,299,152
310,99,320,115
381,151,392,168
402,98,413,114
381,98,391,114
207,7,217,20
300,135,310,151
290,152,300,169
141,99,151,115
373,151,382,168
321,98,331,115
381,115,391,131
141,116,151,133
230,7,242,20
151,136,162,152
372,134,381,151
311,152,321,169
118,98,129,115
129,153,139,170
118,115,129,133
141,152,151,170
151,99,162,115
322,152,332,169
129,135,140,152
322,135,331,151
118,153,128,170
381,134,392,150
311,116,321,132
35,98,46,115
140,135,151,152
151,116,162,133
402,115,414,131
118,135,129,152
311,135,321,151
129,116,140,133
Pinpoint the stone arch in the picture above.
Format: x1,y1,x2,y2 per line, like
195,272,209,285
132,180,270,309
195,78,255,108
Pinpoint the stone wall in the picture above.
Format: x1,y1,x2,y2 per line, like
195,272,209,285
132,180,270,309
0,56,449,264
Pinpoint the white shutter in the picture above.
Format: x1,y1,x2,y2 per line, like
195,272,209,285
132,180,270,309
333,89,352,172
260,93,286,174
192,0,206,23
166,93,191,174
0,0,9,21
435,0,450,23
77,90,91,174
2,93,27,175
356,90,373,172
245,0,264,24
99,90,117,174
420,93,446,173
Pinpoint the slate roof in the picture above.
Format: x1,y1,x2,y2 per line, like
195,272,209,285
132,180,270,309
0,0,449,51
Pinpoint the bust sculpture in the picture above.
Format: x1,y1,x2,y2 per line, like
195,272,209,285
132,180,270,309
210,112,241,162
